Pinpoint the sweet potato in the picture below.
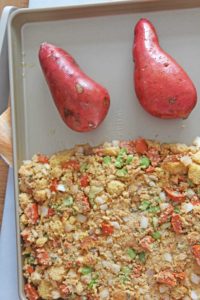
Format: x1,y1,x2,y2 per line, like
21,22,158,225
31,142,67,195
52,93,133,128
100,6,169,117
39,43,110,132
133,19,197,119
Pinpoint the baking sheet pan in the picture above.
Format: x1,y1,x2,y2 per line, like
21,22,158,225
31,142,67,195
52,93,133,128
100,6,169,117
8,0,200,298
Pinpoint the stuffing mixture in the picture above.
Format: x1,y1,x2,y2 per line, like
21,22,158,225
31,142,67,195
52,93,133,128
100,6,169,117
19,138,200,300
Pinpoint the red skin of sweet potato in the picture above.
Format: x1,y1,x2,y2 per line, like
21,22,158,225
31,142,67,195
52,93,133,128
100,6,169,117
133,19,197,119
39,43,110,132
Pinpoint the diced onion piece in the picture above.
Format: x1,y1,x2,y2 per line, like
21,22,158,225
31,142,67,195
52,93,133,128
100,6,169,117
108,278,113,286
106,237,113,244
110,221,120,230
30,271,41,284
57,184,66,192
39,206,48,217
182,203,194,213
149,181,156,187
31,229,38,238
95,196,105,205
44,163,50,169
123,216,131,223
110,263,121,274
67,269,77,278
102,260,120,274
191,290,199,300
185,189,195,199
180,155,192,166
191,273,200,285
100,204,108,211
64,223,74,232
159,191,166,201
42,168,48,175
76,214,87,223
159,285,169,293
140,216,149,229
163,253,173,263
193,136,200,147
73,232,81,241
100,288,109,299
51,290,61,299
145,269,155,277
160,203,169,211
76,282,83,295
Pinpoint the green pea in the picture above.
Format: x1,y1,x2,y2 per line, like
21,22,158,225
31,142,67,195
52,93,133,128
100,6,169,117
127,248,137,259
88,275,98,289
152,231,161,240
174,206,180,214
103,156,111,164
140,156,150,168
138,252,146,263
115,159,123,168
148,206,160,213
126,155,134,164
139,201,150,211
116,168,128,177
119,148,127,156
63,196,74,206
121,266,131,275
80,163,88,172
80,266,93,275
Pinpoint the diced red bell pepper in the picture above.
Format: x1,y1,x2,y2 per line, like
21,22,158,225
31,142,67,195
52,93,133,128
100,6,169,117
24,203,39,224
139,236,154,252
36,248,49,265
146,148,161,167
131,264,143,278
21,228,31,242
80,236,97,251
61,160,80,170
159,204,174,224
65,261,73,269
24,284,39,300
82,196,91,212
134,138,148,154
171,214,183,234
50,178,59,192
26,265,34,274
146,166,155,173
156,270,177,287
80,175,89,187
191,195,200,206
101,222,114,235
164,187,186,203
59,284,70,297
192,245,200,266
47,207,55,217
37,154,49,164
173,272,186,280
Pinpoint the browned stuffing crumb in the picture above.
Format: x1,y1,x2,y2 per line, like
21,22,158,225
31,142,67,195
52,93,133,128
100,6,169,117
19,139,200,300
